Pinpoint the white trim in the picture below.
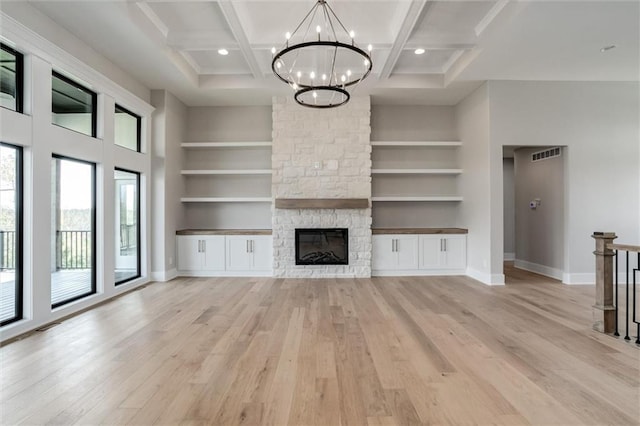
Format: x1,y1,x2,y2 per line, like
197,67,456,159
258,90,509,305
504,252,515,261
475,0,510,36
151,268,179,282
514,259,563,281
562,272,633,286
372,269,465,277
177,270,272,278
466,267,505,286
0,12,153,116
371,141,461,147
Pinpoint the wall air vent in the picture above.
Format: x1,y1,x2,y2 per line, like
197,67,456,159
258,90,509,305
532,147,561,162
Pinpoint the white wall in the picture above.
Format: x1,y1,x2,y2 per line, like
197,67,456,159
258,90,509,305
0,3,150,103
490,81,640,283
502,158,515,259
513,148,565,279
150,90,186,280
455,84,502,284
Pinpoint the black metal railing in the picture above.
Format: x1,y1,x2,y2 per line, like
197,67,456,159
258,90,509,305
0,230,16,270
611,244,640,345
120,224,137,254
56,230,92,270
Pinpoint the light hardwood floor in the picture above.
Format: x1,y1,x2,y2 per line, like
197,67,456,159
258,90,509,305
1,272,639,425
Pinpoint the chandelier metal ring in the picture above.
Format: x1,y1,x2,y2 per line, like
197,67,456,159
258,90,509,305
271,41,373,89
294,86,350,109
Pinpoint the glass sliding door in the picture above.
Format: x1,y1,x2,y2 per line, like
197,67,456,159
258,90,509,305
51,156,96,308
114,169,140,284
0,143,22,326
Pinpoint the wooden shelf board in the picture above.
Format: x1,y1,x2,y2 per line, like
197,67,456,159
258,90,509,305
181,169,272,175
371,196,463,202
371,141,461,147
181,197,272,203
275,198,369,209
372,228,468,235
181,142,272,148
371,169,462,175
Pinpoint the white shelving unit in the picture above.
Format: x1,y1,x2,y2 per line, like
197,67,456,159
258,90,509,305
371,140,463,203
182,142,272,148
181,140,272,206
181,197,272,203
371,196,463,202
181,169,272,175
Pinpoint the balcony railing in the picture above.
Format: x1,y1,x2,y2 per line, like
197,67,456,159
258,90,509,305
56,230,92,270
0,230,16,270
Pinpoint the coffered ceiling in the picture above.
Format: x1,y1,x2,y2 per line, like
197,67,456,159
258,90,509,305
2,0,638,106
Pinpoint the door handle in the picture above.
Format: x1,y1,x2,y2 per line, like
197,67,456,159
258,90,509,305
440,239,443,252
444,239,447,252
250,240,254,253
246,240,249,253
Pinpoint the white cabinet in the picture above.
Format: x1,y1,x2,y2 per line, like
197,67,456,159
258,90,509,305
419,235,466,270
226,236,272,272
177,233,272,276
372,235,419,271
372,232,466,276
177,236,225,272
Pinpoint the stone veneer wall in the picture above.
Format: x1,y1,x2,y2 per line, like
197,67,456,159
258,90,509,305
272,96,372,277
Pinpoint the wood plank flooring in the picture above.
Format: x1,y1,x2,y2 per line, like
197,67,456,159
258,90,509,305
1,272,639,425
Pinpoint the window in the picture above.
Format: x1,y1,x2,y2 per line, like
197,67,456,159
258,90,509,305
0,143,23,326
0,43,24,113
51,156,96,308
52,71,97,137
115,169,140,285
115,104,141,152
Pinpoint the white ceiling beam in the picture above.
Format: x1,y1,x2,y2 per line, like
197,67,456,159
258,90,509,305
379,0,430,80
135,2,168,39
217,0,264,80
475,0,510,37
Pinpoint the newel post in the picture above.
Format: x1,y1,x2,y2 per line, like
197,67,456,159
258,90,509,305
592,232,617,333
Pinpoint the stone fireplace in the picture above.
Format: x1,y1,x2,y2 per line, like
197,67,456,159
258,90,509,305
271,96,372,278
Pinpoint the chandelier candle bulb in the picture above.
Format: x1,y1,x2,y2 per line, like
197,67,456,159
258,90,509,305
271,0,372,108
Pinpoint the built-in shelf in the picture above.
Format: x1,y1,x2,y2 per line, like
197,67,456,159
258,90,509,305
181,169,272,175
371,168,462,175
181,197,272,203
371,141,461,147
181,142,272,148
371,196,463,202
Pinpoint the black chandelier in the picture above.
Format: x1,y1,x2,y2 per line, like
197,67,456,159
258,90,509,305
271,0,373,109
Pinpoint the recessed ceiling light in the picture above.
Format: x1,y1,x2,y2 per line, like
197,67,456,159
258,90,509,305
218,48,229,56
414,48,425,55
600,45,616,52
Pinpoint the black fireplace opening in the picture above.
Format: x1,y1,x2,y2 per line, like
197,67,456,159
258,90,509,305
295,228,348,265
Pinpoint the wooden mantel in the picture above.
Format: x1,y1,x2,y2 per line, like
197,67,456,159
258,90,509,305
275,198,369,209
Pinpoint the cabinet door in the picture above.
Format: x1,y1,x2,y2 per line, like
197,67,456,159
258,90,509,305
396,235,419,270
251,236,272,271
202,236,225,271
443,236,466,270
419,235,443,270
177,236,202,271
226,236,252,271
372,235,398,270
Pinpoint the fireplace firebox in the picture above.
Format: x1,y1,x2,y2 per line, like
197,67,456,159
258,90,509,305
295,228,348,265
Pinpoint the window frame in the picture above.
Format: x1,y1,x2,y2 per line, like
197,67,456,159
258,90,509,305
114,104,142,152
114,167,141,286
0,43,24,114
51,71,98,138
0,142,23,327
51,154,97,309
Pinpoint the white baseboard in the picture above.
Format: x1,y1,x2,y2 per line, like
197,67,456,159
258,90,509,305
514,259,563,281
466,267,505,286
503,252,515,261
372,269,466,277
176,270,272,278
151,268,178,282
562,272,635,285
